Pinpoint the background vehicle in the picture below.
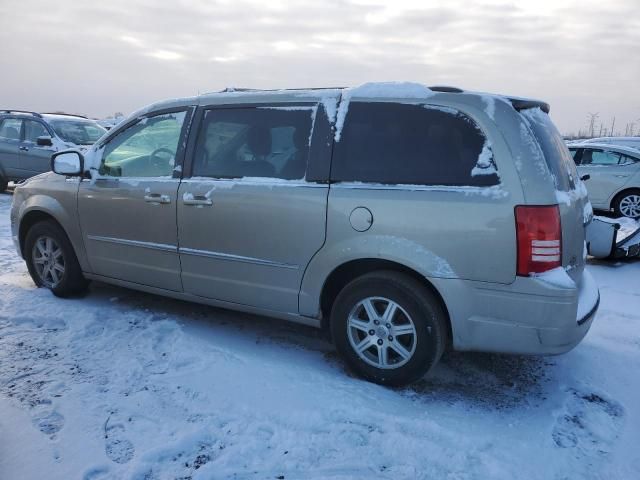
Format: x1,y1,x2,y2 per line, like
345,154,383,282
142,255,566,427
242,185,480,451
569,143,640,218
574,136,640,151
10,84,599,386
0,110,106,191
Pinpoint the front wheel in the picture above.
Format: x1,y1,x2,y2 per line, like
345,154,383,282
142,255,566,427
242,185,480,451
0,175,7,193
330,271,448,387
25,220,89,297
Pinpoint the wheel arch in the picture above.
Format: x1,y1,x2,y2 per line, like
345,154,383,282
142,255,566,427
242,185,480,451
318,258,453,346
611,187,640,212
16,198,90,272
19,210,66,259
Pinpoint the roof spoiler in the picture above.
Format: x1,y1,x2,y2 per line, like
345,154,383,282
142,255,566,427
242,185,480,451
508,98,550,114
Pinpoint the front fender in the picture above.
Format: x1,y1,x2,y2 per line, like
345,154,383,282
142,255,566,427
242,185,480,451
17,189,90,272
298,234,456,317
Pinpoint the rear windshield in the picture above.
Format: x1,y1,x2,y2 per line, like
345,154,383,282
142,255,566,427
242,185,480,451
520,108,578,191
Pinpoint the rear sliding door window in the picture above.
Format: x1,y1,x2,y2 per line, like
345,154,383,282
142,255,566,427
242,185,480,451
192,106,314,180
331,102,498,186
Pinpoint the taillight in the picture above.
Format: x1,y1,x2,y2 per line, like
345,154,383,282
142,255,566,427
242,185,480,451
515,205,562,276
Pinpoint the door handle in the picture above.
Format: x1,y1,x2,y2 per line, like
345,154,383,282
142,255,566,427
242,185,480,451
615,174,629,178
144,193,171,204
19,146,29,151
183,194,213,206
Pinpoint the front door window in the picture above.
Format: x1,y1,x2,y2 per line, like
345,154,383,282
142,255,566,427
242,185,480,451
24,120,50,143
100,111,187,177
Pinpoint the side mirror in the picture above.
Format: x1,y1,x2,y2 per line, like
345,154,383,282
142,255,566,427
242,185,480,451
580,174,591,181
36,135,53,147
51,150,84,176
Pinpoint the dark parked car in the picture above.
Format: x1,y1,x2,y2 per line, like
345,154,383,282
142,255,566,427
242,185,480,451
0,110,106,191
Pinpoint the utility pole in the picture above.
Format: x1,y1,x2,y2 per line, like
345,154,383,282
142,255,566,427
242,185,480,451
610,116,616,137
587,112,599,138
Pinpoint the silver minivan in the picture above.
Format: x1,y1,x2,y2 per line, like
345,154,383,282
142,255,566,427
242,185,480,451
10,83,600,386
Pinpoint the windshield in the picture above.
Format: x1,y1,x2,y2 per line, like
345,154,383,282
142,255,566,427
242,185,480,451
48,119,106,145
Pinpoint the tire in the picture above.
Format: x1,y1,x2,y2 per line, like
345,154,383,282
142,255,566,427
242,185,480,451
330,271,448,387
0,175,7,193
24,220,89,297
613,189,640,219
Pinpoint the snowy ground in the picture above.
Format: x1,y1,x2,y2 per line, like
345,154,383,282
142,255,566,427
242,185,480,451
1,191,639,480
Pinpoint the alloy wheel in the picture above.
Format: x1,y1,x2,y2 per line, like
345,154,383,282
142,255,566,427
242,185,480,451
347,296,417,369
619,194,640,218
32,236,65,288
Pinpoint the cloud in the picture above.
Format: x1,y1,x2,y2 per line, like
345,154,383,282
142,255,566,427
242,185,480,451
0,0,638,133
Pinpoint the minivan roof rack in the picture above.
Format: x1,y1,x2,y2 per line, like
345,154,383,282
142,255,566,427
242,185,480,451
41,112,88,119
218,86,346,93
0,109,43,118
220,87,256,92
429,86,464,93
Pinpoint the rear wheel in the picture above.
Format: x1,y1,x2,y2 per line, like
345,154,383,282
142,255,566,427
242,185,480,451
330,271,448,386
613,189,640,219
25,220,89,297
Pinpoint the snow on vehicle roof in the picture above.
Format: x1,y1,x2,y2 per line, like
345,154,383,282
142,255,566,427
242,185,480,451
582,136,640,143
341,82,435,99
569,142,640,156
42,113,96,122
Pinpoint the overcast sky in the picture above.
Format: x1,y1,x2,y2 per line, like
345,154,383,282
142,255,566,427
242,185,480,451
1,0,638,134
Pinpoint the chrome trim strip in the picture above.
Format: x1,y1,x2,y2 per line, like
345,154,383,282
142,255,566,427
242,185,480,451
179,247,299,270
180,178,326,188
87,235,177,253
330,182,505,193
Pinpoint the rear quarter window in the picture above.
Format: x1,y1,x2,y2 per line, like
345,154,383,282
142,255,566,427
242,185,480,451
331,102,498,187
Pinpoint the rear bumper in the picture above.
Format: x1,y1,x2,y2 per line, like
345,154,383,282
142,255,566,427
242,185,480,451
436,269,600,355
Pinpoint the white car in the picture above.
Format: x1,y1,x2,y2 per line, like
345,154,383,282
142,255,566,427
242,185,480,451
569,142,640,218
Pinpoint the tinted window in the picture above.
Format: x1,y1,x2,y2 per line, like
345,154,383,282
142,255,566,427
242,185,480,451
193,106,314,180
49,119,106,145
0,118,22,140
520,108,577,191
331,102,498,186
24,121,49,142
100,111,186,177
568,148,580,164
581,150,620,166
